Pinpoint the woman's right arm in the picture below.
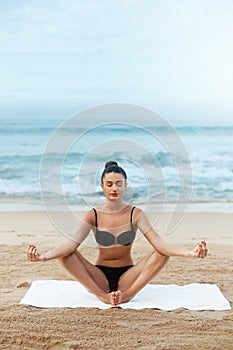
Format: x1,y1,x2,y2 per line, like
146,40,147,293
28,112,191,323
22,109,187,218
27,239,79,262
27,210,94,262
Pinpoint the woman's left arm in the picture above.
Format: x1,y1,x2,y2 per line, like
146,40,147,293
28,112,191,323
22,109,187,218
137,210,208,258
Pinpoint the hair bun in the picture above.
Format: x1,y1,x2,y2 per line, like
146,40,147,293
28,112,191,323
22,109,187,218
105,161,118,169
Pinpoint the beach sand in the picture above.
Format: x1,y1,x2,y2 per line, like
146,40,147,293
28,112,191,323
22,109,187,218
0,210,233,350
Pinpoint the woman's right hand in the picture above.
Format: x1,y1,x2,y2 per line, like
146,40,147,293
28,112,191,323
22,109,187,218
27,244,46,262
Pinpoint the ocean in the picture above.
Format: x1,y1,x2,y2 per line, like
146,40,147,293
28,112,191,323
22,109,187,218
0,117,233,212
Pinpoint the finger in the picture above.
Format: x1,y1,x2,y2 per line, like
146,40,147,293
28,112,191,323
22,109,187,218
197,244,202,258
33,248,40,260
203,241,208,257
28,247,37,261
30,247,36,256
197,243,202,258
202,241,208,257
201,240,207,248
28,244,35,252
27,245,33,253
200,242,207,258
27,245,36,255
203,246,208,257
27,246,34,258
199,241,206,257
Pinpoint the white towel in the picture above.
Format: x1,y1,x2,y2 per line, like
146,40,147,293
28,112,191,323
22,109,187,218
19,280,231,311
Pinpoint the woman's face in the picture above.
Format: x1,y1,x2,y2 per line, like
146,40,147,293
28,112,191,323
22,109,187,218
101,172,127,201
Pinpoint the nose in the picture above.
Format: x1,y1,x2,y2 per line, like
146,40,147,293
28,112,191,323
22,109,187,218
112,183,118,191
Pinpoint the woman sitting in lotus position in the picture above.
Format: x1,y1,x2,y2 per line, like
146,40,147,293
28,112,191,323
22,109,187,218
27,161,208,306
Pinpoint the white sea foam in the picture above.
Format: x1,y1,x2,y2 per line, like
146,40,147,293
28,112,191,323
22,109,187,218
0,118,233,211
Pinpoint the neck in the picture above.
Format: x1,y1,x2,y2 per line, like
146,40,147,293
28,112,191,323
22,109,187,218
104,200,126,213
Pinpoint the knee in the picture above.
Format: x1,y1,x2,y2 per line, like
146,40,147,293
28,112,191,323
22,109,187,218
58,256,66,266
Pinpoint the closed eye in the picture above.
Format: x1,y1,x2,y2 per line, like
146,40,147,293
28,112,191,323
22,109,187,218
106,181,124,187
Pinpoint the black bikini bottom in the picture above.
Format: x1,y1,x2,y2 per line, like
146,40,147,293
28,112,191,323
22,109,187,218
96,265,133,292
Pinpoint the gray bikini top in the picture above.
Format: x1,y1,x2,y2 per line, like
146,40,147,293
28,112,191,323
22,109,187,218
93,206,136,246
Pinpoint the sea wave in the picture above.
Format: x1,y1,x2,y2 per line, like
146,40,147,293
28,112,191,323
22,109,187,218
0,118,233,208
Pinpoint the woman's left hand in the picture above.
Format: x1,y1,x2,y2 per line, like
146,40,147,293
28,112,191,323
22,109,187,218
190,240,208,258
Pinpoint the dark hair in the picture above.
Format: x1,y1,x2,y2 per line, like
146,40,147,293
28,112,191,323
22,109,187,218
101,161,127,183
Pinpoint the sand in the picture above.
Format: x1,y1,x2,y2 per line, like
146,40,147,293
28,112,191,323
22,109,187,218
0,210,233,350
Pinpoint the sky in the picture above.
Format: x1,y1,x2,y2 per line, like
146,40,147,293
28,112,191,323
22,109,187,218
0,0,233,125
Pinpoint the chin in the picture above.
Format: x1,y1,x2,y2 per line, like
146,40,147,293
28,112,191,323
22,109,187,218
109,196,119,200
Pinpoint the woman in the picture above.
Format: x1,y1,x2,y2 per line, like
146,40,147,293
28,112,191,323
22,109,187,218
28,161,208,306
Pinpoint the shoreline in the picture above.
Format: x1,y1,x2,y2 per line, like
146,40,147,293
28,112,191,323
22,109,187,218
0,200,233,213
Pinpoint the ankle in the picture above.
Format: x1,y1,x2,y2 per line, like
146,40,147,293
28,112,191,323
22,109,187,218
121,289,135,303
96,290,109,299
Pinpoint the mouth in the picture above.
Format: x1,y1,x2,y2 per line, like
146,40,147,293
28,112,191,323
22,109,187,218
110,193,118,197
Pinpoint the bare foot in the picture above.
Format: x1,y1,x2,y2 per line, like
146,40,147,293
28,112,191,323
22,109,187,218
97,291,124,306
111,291,120,306
97,291,133,306
97,292,113,305
111,290,133,306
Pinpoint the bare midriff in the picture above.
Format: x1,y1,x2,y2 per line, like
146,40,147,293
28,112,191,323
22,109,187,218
96,244,133,267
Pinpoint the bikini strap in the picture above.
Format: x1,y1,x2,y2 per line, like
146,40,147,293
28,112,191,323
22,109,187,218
93,208,98,227
130,206,136,222
94,206,135,226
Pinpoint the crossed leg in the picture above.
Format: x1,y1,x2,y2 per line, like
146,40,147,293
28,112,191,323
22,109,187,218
59,249,169,306
59,250,114,304
113,250,169,305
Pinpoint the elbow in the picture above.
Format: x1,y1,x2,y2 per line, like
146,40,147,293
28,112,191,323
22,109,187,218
148,250,169,267
151,239,169,258
152,244,170,258
156,249,170,259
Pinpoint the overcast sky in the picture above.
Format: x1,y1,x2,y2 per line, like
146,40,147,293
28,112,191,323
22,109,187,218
0,0,233,125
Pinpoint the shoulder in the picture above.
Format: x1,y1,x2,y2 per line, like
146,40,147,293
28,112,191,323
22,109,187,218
132,208,153,234
131,206,142,213
130,206,145,222
81,209,96,226
131,207,151,224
